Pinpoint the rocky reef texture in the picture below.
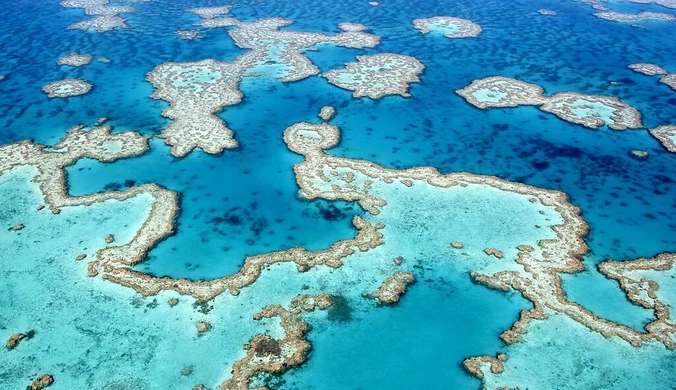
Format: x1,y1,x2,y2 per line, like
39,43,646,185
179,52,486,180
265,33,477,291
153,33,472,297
30,374,54,390
290,293,333,311
594,11,676,21
621,0,676,7
372,272,415,304
649,125,676,152
457,76,643,130
463,354,506,378
628,63,676,92
0,124,189,297
148,10,380,157
218,296,332,390
661,73,676,90
42,79,93,98
283,109,675,352
629,63,669,76
98,215,383,301
176,30,202,40
6,331,33,350
324,54,425,99
337,22,369,32
318,106,336,121
412,16,482,38
57,52,93,67
60,0,135,32
599,252,676,345
147,59,243,157
188,5,232,19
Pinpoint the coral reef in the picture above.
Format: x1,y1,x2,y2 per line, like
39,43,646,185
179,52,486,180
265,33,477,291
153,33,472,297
42,79,93,98
372,272,416,304
60,0,135,32
649,125,676,153
457,76,643,130
413,16,482,38
594,11,676,21
324,54,425,99
218,296,332,390
629,63,676,92
176,30,202,40
30,374,54,390
57,52,92,67
147,11,380,157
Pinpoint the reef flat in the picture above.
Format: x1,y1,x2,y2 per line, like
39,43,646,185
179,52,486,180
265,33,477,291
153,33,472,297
324,54,425,99
56,52,92,67
60,0,136,32
147,8,380,157
42,79,93,98
412,16,482,38
457,76,643,130
629,63,676,92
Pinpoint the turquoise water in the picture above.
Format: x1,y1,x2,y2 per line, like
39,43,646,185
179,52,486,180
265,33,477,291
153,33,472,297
1,0,676,388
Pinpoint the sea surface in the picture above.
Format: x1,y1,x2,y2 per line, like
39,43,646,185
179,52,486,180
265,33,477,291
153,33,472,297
0,0,675,389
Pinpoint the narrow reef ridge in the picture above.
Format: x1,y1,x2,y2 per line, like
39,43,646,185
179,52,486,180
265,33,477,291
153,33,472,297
42,79,93,98
598,252,676,349
628,63,669,76
371,272,416,305
649,125,676,152
456,76,643,130
412,16,482,38
594,11,676,21
324,54,425,99
629,63,676,92
283,109,675,352
147,10,381,157
217,295,333,390
57,52,93,67
463,353,507,378
60,0,135,32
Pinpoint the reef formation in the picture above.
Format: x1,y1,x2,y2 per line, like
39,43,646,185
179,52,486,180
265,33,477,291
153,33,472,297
594,11,676,21
324,54,425,99
60,0,136,32
56,52,92,67
649,125,676,153
629,63,676,92
42,79,93,98
413,16,482,38
147,8,380,157
457,76,643,130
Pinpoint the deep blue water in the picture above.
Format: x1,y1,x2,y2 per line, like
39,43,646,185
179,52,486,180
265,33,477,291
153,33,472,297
1,0,675,388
